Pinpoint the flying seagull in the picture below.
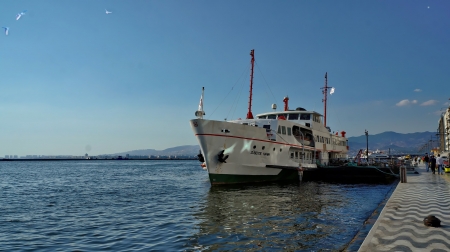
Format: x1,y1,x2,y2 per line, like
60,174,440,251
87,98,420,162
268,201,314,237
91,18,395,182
16,10,27,20
2,27,9,35
105,9,112,14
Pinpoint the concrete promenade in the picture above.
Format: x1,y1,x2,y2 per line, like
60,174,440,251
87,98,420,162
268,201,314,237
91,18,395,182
358,163,450,251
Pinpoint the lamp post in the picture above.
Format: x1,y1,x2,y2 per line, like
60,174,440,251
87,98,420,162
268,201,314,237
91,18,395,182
365,129,369,162
429,140,433,154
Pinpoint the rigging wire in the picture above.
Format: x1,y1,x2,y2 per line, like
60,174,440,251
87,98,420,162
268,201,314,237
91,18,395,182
208,63,250,119
328,95,344,133
227,75,247,120
255,61,278,105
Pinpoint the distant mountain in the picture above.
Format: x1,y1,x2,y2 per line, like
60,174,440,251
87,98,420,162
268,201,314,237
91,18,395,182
348,131,435,155
106,131,436,157
108,145,200,157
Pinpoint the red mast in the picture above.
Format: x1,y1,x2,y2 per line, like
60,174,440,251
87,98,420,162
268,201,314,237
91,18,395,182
246,49,255,119
283,96,289,111
320,72,333,127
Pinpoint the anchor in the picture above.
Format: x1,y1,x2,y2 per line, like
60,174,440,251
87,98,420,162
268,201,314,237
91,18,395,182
218,150,229,163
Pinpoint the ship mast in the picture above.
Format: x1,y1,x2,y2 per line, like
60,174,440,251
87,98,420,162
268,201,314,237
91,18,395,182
320,72,333,127
246,49,255,119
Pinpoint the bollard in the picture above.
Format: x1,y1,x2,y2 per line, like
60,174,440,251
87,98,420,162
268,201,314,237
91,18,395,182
400,165,407,183
297,167,304,183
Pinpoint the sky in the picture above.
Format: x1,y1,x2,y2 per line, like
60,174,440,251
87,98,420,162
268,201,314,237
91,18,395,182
1,0,449,156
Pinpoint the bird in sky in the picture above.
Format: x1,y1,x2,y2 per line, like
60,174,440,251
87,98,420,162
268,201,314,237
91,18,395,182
2,27,9,35
105,9,112,14
16,10,27,20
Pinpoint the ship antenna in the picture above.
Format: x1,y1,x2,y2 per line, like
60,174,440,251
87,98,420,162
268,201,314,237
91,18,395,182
246,49,255,119
320,72,333,127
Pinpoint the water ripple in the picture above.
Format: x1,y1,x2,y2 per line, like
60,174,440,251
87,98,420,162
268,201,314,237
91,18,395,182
0,161,395,251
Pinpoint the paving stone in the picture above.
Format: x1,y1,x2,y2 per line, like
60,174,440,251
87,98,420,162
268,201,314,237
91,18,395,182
358,164,450,251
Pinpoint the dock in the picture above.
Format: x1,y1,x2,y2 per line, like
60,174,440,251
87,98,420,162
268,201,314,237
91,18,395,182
355,163,450,251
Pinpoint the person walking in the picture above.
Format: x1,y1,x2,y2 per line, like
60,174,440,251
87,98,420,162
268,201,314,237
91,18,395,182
424,153,430,172
430,155,437,174
436,154,444,175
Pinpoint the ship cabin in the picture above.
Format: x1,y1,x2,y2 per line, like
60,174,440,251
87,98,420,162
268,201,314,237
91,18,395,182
230,107,349,164
255,107,324,130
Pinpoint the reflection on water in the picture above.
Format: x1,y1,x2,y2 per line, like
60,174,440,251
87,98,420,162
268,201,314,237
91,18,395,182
187,182,395,251
0,161,395,251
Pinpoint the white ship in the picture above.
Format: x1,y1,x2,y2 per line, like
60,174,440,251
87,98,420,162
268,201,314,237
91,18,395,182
190,50,349,185
368,150,390,159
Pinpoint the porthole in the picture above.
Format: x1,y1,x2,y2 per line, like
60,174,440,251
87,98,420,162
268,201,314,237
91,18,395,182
253,145,256,149
262,146,265,150
280,148,282,152
273,148,276,151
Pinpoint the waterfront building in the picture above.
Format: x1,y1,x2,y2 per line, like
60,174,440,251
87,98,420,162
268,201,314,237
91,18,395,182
438,107,450,154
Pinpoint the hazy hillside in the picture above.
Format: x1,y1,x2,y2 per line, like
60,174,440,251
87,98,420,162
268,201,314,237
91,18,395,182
107,131,436,156
348,131,435,155
109,145,200,157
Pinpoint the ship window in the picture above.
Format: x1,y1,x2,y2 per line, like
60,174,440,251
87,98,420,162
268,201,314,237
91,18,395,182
282,126,286,135
305,123,310,127
258,116,266,119
278,114,287,119
278,126,282,134
287,127,291,136
253,145,256,149
288,114,299,120
295,152,298,158
267,115,276,119
273,148,276,151
262,146,265,150
263,125,270,130
243,123,248,125
300,114,310,120
290,152,294,158
293,127,300,137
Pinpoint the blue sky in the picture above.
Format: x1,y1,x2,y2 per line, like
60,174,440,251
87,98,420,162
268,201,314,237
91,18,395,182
1,0,449,156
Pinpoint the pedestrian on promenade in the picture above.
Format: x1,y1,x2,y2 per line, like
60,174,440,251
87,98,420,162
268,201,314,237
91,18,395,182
430,155,437,174
424,153,430,172
436,154,444,175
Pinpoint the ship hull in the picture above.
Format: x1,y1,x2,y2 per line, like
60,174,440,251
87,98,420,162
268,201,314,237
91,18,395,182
190,119,322,185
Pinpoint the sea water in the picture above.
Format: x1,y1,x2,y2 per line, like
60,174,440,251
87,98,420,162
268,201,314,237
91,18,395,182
0,160,396,251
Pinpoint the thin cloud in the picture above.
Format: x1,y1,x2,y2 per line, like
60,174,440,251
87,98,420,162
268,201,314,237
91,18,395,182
412,100,418,104
421,100,438,106
414,89,422,92
396,99,411,106
443,101,450,106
